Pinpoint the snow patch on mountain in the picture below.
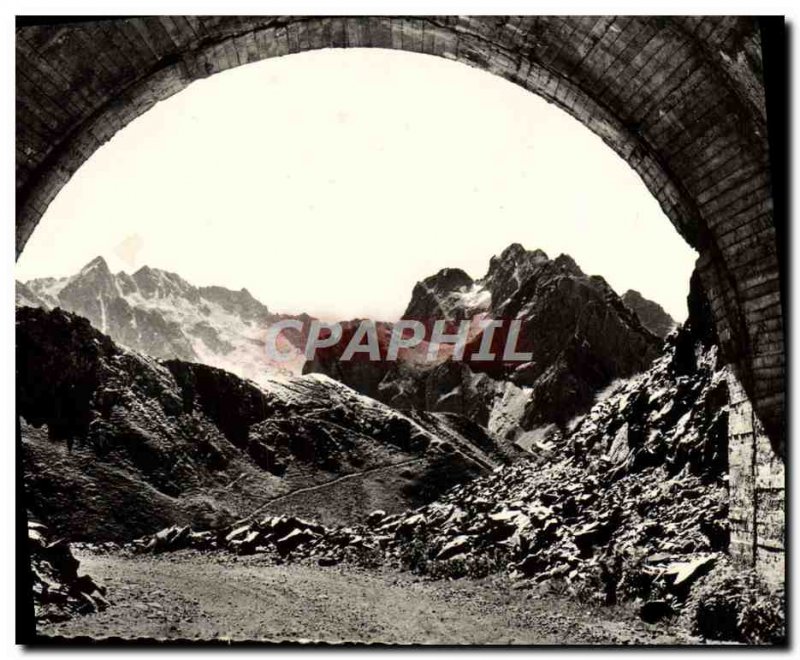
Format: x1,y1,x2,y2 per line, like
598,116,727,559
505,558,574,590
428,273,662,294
17,257,307,387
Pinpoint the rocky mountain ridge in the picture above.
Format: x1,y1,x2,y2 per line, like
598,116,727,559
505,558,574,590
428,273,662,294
622,289,677,339
17,257,311,385
18,305,511,541
306,244,667,441
18,249,676,442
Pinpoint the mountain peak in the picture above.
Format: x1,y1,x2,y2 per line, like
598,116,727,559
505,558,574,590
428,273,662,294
487,244,549,274
80,256,110,275
500,242,527,260
423,268,473,290
133,264,162,280
553,253,583,276
402,268,476,320
482,244,550,297
496,243,549,264
622,289,676,339
622,289,645,303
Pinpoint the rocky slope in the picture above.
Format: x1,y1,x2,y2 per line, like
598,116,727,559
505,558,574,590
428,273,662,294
17,306,511,541
141,295,733,621
359,273,727,599
622,289,677,339
28,520,109,623
306,244,665,442
374,326,730,592
17,257,310,384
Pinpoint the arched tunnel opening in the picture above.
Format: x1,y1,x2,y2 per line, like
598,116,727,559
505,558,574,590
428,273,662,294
15,15,786,643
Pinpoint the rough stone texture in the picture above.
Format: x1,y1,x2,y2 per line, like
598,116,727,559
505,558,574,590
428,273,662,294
141,323,735,616
727,370,784,586
306,243,663,433
15,16,784,458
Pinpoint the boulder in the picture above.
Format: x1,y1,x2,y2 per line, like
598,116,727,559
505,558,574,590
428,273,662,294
275,528,317,556
317,556,339,567
366,510,387,527
515,552,548,578
395,513,427,538
436,535,471,561
230,530,261,555
665,554,717,589
28,521,108,622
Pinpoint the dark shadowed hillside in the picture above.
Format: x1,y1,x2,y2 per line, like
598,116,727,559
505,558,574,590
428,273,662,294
17,306,511,541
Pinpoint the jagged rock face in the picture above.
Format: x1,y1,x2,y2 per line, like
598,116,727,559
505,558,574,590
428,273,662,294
684,270,719,349
307,244,664,435
141,325,733,617
481,244,552,315
17,306,511,541
622,289,677,339
16,280,48,308
403,268,486,321
28,520,109,623
366,326,731,599
16,256,308,384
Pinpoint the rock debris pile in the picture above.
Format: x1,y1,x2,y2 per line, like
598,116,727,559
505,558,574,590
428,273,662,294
29,520,109,623
365,329,730,611
131,514,380,569
135,327,732,619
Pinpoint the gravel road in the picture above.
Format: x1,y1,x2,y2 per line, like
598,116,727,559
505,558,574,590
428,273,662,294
38,549,689,645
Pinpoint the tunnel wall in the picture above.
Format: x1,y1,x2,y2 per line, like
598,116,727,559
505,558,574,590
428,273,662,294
727,370,785,584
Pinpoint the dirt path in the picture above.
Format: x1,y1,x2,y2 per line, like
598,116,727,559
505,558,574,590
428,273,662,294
240,456,428,522
38,550,689,644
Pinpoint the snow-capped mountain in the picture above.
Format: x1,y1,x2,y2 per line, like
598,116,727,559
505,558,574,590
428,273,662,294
17,250,676,435
16,257,310,385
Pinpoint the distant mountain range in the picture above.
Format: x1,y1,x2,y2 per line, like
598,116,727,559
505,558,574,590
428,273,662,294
17,257,311,386
16,246,680,541
17,247,675,441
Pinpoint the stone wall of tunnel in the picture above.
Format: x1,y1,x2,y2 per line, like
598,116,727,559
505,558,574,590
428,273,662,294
15,16,785,575
727,370,785,584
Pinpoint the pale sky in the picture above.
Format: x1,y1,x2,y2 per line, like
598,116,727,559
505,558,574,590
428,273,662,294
15,48,697,321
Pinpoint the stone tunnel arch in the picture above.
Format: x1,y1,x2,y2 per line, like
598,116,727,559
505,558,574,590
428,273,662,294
15,16,783,452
